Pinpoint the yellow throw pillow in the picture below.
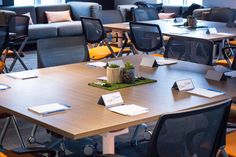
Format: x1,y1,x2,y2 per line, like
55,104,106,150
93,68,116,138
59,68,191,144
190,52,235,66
45,10,72,23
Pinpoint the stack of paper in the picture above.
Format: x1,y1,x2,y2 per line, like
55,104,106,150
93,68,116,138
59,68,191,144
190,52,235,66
28,103,71,115
109,104,149,116
156,59,178,65
87,62,107,68
7,72,38,80
186,88,224,98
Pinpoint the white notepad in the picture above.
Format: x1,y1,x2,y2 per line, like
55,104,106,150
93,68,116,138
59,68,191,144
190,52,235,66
156,59,178,65
109,104,149,116
87,62,107,68
7,72,38,80
186,88,224,98
28,103,71,115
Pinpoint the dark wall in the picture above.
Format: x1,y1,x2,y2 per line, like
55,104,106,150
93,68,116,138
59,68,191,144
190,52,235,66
66,0,114,10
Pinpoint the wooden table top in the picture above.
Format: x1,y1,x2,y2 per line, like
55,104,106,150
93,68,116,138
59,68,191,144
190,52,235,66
0,55,235,140
104,19,236,41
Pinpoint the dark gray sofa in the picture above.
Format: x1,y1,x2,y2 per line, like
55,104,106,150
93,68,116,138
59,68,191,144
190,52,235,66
0,2,101,42
117,4,190,22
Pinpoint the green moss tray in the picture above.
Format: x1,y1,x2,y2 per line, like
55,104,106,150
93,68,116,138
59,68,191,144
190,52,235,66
88,77,157,91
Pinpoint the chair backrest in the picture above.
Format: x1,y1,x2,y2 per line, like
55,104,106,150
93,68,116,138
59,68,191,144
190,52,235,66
133,7,159,22
221,46,235,69
146,99,232,157
164,36,214,65
129,22,164,53
80,17,106,44
8,14,29,37
0,26,9,56
37,36,89,68
97,10,124,24
208,8,234,23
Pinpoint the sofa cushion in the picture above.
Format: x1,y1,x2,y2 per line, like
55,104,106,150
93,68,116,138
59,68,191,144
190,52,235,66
35,4,71,24
28,24,58,40
67,2,101,20
0,6,37,24
162,6,183,16
45,10,72,23
117,5,137,22
22,12,34,25
50,21,83,37
182,3,203,18
158,12,175,19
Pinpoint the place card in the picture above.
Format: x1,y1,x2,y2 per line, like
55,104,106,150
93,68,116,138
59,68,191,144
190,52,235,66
205,70,227,81
7,71,38,80
98,92,124,107
108,60,125,68
172,79,195,91
224,71,236,78
186,88,224,98
206,28,217,34
140,57,158,68
174,17,183,23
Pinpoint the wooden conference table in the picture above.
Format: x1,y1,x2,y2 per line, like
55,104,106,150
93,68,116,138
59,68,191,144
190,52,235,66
104,19,236,42
0,55,236,154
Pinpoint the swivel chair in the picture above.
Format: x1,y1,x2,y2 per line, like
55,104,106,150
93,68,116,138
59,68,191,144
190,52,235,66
132,8,159,22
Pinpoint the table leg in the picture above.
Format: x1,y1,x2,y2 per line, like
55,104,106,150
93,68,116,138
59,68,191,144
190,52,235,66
101,128,129,154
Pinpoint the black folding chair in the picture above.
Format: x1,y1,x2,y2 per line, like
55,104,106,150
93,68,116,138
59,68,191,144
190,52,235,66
0,26,9,73
7,14,29,72
132,7,159,22
164,36,214,65
221,46,236,69
100,99,232,157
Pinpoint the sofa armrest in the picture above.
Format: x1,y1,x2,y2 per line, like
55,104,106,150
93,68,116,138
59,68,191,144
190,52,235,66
193,8,211,20
67,2,102,20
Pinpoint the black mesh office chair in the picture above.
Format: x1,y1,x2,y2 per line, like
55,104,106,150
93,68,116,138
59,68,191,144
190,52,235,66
37,36,89,68
100,99,232,157
0,26,26,149
7,14,29,72
129,22,165,56
132,8,159,22
164,36,214,65
208,8,234,23
0,26,9,73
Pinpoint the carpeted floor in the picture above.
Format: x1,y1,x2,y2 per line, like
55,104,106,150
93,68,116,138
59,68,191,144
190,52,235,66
1,51,156,157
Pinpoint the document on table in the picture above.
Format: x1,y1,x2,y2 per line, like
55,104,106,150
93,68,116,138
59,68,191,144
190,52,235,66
109,104,149,116
28,103,71,115
224,71,236,78
97,76,107,81
156,59,178,65
7,71,38,80
186,88,224,98
87,61,107,68
0,84,10,90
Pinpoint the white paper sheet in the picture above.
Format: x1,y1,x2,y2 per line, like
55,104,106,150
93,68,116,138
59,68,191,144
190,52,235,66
28,103,71,115
97,76,108,81
224,71,236,78
186,88,224,98
156,59,178,65
87,61,107,67
7,72,38,80
109,104,149,116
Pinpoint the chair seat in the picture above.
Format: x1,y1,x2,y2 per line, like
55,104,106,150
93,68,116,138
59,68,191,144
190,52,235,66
229,40,236,46
151,53,164,58
226,131,236,157
215,58,234,67
0,150,44,157
0,61,4,73
89,46,130,60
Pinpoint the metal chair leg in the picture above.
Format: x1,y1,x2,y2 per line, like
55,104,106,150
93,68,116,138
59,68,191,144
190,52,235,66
0,117,11,145
12,116,25,148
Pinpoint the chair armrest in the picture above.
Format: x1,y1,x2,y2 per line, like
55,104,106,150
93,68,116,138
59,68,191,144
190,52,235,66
12,147,56,157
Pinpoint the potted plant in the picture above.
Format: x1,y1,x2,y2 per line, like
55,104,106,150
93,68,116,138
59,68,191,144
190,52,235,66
122,62,135,84
187,15,197,28
107,64,121,84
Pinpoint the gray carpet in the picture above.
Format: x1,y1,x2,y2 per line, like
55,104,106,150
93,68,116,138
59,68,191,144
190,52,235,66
1,51,155,157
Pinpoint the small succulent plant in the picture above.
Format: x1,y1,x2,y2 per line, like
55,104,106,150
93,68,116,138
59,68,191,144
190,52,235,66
124,62,134,70
109,64,120,68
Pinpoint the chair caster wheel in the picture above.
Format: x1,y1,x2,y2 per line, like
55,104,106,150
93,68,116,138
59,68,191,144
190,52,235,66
83,144,94,156
28,136,36,144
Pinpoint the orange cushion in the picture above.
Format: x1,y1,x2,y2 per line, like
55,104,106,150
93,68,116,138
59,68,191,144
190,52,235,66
151,53,164,58
0,150,43,157
45,10,72,23
229,40,236,46
226,131,236,157
215,58,234,67
89,46,130,60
